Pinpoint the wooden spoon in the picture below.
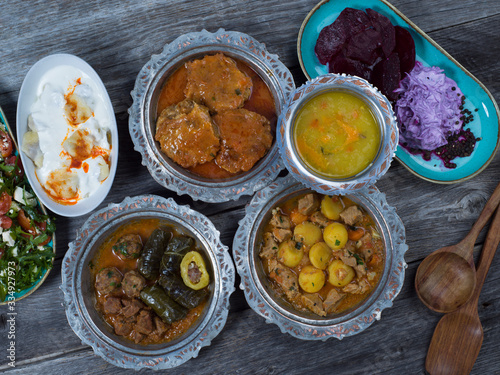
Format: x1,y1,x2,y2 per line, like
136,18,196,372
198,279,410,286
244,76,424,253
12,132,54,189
415,181,500,313
425,205,500,375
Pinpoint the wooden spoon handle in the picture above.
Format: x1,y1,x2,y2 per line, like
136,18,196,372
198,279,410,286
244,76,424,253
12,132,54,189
472,206,500,302
456,181,500,260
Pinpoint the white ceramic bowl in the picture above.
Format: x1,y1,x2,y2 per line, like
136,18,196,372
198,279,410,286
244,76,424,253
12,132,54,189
16,53,118,217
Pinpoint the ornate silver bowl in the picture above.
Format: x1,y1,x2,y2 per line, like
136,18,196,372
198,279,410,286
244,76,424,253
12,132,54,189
233,175,408,340
61,195,235,369
129,29,295,202
277,74,398,195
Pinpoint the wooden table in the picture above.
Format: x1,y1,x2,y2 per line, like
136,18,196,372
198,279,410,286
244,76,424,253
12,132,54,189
1,0,499,373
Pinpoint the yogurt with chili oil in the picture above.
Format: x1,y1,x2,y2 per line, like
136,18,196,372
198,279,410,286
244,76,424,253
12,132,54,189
22,65,112,205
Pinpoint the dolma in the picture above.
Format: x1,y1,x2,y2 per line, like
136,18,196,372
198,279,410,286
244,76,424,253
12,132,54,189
138,228,171,280
159,273,208,309
140,284,187,324
160,236,194,276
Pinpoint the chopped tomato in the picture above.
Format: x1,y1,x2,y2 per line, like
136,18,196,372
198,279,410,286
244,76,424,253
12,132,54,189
17,209,51,245
0,192,12,215
0,215,12,229
0,130,13,158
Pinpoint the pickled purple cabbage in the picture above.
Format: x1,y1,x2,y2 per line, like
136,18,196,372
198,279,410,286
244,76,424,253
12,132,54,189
395,62,463,151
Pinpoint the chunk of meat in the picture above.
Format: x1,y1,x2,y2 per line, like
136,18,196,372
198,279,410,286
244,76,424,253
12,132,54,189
121,299,145,318
323,289,346,314
354,264,367,278
272,228,292,242
269,209,292,229
95,267,122,295
155,99,220,168
260,232,278,259
358,232,375,262
113,316,135,336
268,259,299,300
135,310,154,335
213,108,272,173
187,261,202,284
339,253,357,268
121,270,146,298
342,278,371,294
154,316,168,336
310,211,330,228
297,194,319,216
185,53,253,113
131,330,145,344
103,297,122,314
301,293,326,317
113,234,143,260
340,205,363,226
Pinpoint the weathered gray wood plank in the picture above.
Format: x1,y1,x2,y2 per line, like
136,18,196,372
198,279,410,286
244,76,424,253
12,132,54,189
0,0,499,373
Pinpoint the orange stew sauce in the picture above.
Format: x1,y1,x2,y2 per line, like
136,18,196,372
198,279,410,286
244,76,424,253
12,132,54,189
263,195,384,315
156,57,276,179
91,219,206,345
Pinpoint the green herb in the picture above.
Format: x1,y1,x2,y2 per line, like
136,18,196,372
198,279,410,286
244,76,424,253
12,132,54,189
0,136,56,302
295,242,302,250
235,89,241,95
353,253,364,265
88,261,94,270
335,239,341,246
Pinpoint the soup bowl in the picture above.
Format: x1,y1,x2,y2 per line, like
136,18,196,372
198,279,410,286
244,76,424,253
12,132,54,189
128,29,295,202
232,175,408,340
61,195,235,369
277,73,398,195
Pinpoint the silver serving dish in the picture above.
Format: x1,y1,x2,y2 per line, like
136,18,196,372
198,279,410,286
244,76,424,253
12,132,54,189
233,175,408,340
61,195,235,369
128,29,295,202
277,74,398,195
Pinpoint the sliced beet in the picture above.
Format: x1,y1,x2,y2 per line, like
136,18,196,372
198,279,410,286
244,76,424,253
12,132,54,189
329,52,372,81
372,52,401,101
337,7,372,35
345,28,382,65
366,8,396,58
315,23,348,65
394,26,416,76
315,7,371,65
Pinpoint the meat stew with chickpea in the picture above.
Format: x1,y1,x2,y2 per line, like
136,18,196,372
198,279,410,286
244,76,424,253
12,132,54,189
259,193,384,316
91,219,211,345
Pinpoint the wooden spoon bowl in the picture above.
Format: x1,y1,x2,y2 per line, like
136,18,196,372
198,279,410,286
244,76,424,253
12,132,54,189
415,181,500,313
416,252,476,313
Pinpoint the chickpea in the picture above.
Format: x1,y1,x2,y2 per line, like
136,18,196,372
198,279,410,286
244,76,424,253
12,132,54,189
323,222,348,250
299,265,325,293
327,260,355,287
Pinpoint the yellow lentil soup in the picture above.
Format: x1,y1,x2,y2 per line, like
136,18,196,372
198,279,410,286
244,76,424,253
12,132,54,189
293,91,381,179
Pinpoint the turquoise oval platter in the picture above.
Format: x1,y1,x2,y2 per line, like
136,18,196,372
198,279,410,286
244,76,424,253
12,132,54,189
0,106,56,304
298,0,500,183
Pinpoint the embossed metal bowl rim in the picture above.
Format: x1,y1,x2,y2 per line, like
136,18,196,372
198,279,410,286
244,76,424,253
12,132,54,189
128,28,296,202
277,73,398,195
61,195,235,369
233,175,408,340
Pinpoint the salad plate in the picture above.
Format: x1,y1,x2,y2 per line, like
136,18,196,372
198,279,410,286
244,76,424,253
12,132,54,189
0,106,55,304
298,0,500,183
